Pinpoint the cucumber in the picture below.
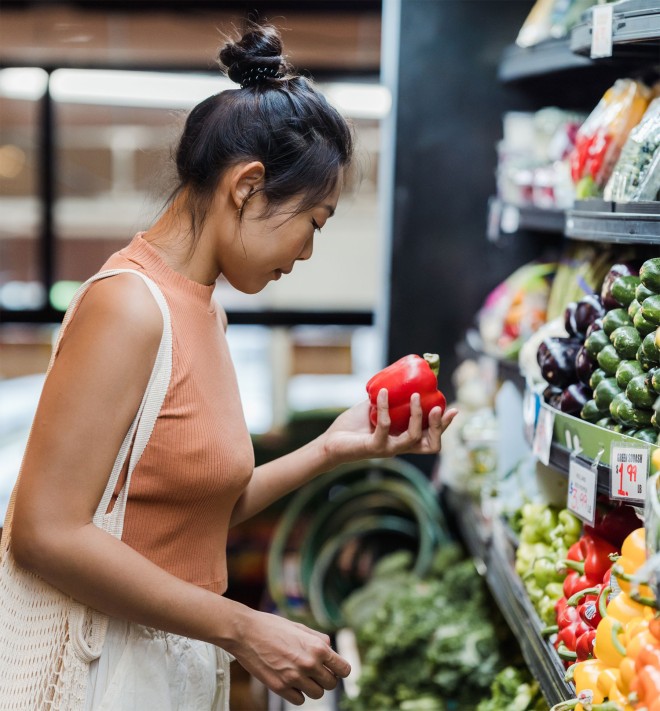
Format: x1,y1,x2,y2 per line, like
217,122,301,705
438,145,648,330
616,359,644,389
581,399,604,422
629,299,642,319
590,368,608,390
597,344,622,375
585,329,610,359
626,373,656,409
612,275,640,307
641,294,660,326
610,326,642,359
640,258,660,293
603,308,633,336
636,282,655,303
594,377,621,410
633,308,657,336
642,332,660,363
633,427,658,444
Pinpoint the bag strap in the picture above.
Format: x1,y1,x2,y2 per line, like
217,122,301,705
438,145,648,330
52,268,172,538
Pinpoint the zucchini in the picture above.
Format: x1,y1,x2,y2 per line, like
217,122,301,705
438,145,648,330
616,359,644,389
594,377,621,410
610,326,642,359
642,332,660,363
640,257,660,293
597,344,622,375
636,282,655,303
612,275,640,307
626,373,656,409
641,294,660,326
633,427,658,444
585,329,610,359
581,399,604,422
614,395,653,427
633,308,657,336
590,368,608,390
603,308,633,336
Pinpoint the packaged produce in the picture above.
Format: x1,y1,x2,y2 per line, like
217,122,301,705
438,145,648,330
365,353,446,434
515,0,600,48
604,97,660,203
570,79,651,199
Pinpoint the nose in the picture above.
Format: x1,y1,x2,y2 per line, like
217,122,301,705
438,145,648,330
297,236,314,261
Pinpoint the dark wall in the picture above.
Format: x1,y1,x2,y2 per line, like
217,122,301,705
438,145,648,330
387,0,547,402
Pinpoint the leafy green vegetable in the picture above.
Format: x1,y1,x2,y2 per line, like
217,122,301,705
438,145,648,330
475,666,546,711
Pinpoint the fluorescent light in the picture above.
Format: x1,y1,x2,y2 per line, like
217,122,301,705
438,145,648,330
0,67,391,119
0,68,48,101
50,69,232,109
324,83,391,119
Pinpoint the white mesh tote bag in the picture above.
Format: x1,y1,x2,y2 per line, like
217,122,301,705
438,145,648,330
0,269,172,710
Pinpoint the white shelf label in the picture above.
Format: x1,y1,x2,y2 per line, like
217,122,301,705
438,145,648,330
610,443,649,503
591,4,614,59
532,406,554,466
568,458,597,525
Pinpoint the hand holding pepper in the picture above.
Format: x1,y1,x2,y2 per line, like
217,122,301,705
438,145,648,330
366,353,447,435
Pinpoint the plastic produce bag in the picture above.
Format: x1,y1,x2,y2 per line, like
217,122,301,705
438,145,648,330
570,78,651,198
604,97,660,202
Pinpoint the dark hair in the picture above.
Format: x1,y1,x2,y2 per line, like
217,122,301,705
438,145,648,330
171,22,354,243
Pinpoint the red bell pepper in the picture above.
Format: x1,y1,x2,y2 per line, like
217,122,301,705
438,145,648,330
366,353,446,435
563,534,618,584
583,502,641,549
575,628,597,661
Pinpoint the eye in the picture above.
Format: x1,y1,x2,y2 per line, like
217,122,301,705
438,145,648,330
311,218,322,234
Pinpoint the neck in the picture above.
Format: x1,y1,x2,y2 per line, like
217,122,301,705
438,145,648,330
143,197,220,286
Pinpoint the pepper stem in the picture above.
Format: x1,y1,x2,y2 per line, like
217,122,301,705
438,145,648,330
423,353,440,378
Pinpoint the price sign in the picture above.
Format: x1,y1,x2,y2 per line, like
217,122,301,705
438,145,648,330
610,443,649,503
532,406,554,466
591,3,614,58
567,458,597,525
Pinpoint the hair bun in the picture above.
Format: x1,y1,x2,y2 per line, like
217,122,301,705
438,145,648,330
219,23,292,88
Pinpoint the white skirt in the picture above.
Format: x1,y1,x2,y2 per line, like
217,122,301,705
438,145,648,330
84,617,233,711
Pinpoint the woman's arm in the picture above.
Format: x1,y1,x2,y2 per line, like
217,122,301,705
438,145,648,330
11,274,347,706
231,390,458,526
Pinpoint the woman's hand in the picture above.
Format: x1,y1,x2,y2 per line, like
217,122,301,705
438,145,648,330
229,611,350,706
320,388,458,466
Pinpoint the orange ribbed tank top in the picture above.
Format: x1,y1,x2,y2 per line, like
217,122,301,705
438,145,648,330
94,234,254,594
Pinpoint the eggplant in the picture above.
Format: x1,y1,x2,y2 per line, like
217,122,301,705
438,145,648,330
575,345,596,384
601,264,639,310
564,301,579,337
585,317,604,338
574,294,606,336
543,384,563,408
537,337,581,388
559,382,591,416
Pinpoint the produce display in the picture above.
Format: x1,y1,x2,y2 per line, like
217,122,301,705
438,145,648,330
569,79,651,199
536,257,660,444
475,666,546,711
605,98,660,204
366,353,446,434
340,545,513,711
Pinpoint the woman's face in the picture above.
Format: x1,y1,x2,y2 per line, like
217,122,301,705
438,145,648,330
219,183,341,294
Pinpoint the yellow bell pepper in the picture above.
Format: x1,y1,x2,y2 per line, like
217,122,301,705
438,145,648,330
617,656,636,694
612,528,654,599
574,658,607,703
594,615,626,668
606,591,647,626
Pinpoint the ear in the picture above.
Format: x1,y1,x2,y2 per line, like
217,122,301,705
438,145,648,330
229,161,265,210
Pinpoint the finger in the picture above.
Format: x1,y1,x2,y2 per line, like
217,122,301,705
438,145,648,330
322,649,351,679
311,665,340,691
295,678,326,701
373,388,391,441
425,405,444,450
406,393,423,441
441,407,459,430
280,687,305,706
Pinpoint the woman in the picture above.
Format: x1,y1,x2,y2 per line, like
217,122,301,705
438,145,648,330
8,22,456,710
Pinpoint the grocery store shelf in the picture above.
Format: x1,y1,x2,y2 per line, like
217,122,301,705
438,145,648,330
444,488,575,707
548,440,612,495
498,39,593,82
566,199,660,244
488,197,566,239
571,0,660,58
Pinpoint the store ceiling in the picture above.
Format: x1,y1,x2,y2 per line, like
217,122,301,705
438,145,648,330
0,1,382,74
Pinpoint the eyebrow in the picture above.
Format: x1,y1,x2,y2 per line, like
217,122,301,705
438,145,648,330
323,205,335,217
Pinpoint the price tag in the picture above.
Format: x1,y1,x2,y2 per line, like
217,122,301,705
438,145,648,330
568,457,597,525
532,406,554,466
610,442,649,503
591,3,614,58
